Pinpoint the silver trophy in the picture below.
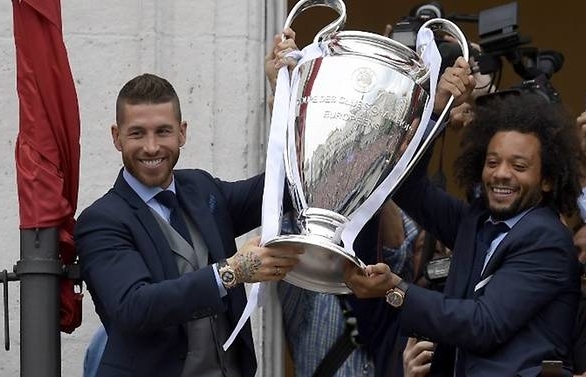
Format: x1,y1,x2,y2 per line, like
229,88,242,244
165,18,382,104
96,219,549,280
266,0,468,293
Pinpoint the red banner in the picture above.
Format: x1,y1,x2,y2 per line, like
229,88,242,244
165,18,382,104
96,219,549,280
12,0,82,332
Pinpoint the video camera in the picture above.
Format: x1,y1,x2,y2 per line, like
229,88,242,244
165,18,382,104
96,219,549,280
424,256,450,284
416,229,451,292
389,2,445,50
389,2,479,77
388,1,564,103
476,2,563,103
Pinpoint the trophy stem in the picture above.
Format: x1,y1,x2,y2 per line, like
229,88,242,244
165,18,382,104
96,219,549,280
298,207,348,245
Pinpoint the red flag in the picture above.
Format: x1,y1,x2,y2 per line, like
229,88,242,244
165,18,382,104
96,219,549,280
12,0,82,332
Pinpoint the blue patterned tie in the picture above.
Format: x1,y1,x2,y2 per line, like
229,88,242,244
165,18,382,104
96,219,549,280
155,190,193,247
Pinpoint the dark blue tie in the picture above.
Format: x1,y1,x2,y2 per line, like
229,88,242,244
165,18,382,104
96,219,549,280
473,221,510,281
456,220,509,376
155,190,193,247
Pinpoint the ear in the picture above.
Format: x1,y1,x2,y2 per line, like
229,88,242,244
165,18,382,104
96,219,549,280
541,178,553,193
111,124,122,151
179,121,187,147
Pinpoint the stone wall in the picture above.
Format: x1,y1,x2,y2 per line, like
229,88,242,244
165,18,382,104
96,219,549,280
0,1,286,375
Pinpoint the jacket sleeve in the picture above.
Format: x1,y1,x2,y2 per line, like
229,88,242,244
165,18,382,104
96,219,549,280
398,223,578,354
75,201,225,334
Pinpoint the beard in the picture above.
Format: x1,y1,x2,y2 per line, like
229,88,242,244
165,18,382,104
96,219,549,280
122,152,179,188
483,185,543,221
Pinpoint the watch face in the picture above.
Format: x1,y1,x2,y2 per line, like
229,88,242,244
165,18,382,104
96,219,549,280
221,270,235,284
386,290,404,307
217,260,238,289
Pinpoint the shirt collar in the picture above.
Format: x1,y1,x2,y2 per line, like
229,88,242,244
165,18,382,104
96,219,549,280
486,207,533,229
122,168,176,203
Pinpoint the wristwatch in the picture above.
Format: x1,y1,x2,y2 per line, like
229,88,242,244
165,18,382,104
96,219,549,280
217,259,238,289
385,280,409,308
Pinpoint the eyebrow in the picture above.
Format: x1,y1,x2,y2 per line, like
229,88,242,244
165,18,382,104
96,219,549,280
124,123,175,131
486,152,532,160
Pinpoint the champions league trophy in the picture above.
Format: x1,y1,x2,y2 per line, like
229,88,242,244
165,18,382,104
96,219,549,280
263,0,469,294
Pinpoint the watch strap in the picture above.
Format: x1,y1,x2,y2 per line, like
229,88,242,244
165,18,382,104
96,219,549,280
385,279,409,308
396,280,409,294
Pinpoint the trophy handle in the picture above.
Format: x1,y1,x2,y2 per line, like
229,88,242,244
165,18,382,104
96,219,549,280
420,18,469,62
419,18,469,128
283,0,347,43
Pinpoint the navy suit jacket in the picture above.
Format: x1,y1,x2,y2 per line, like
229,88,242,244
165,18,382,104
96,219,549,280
393,157,581,377
75,169,266,377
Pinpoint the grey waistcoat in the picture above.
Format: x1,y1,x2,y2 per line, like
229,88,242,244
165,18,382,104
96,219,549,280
150,208,241,377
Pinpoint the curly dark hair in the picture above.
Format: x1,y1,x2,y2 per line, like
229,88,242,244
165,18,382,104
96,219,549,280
454,92,585,216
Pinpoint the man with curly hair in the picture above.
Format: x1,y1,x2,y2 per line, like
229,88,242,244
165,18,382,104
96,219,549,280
345,57,585,377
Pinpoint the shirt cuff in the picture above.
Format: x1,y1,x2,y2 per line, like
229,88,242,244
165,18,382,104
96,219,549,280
212,262,228,297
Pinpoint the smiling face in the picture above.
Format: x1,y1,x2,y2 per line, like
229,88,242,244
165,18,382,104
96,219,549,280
481,130,551,221
111,101,186,188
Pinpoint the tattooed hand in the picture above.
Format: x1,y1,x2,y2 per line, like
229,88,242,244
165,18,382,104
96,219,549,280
227,236,303,284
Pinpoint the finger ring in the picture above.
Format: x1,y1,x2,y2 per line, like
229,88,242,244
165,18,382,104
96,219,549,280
274,266,281,276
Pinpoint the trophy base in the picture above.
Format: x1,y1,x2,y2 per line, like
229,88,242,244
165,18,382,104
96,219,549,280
265,234,366,294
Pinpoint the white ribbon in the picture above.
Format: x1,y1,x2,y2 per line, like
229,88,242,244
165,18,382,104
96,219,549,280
223,42,327,350
340,27,442,254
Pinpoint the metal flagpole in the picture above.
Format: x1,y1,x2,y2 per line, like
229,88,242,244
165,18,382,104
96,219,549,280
18,228,62,377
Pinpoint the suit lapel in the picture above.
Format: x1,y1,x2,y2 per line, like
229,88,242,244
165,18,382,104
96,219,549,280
475,207,544,298
111,170,228,278
112,171,180,280
480,207,540,282
176,178,225,264
480,225,515,282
